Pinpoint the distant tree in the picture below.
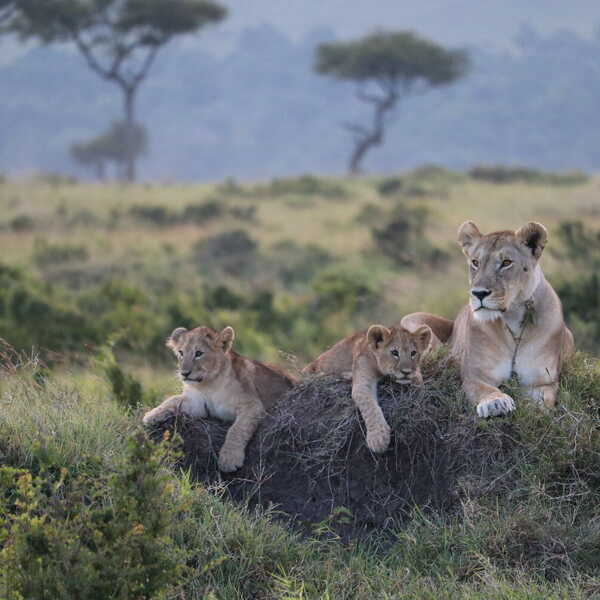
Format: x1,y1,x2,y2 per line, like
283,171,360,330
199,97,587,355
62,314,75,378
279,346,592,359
315,31,469,174
71,120,147,181
10,0,226,181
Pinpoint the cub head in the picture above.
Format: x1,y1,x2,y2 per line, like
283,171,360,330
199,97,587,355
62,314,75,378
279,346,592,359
457,221,547,322
366,324,432,384
167,325,235,385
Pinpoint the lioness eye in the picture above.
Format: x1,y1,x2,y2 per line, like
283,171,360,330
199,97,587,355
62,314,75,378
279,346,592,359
501,259,512,268
471,259,479,268
194,350,203,358
411,350,417,359
391,349,400,358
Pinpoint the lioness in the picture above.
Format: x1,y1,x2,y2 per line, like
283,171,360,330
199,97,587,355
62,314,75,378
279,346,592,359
302,323,434,453
408,221,574,418
143,325,295,472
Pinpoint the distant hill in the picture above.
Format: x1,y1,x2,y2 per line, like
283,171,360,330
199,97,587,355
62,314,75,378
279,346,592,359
2,21,600,180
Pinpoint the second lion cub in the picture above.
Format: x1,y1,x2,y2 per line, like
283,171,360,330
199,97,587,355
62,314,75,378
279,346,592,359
303,323,435,453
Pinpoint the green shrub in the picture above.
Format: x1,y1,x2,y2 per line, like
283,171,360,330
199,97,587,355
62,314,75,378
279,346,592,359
192,230,258,277
9,215,34,232
469,165,589,185
0,435,184,599
377,177,403,196
130,204,177,227
33,238,89,269
265,175,346,198
372,205,449,268
182,200,223,223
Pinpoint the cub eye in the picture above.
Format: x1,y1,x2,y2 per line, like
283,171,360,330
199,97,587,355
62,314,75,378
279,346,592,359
391,349,400,358
194,350,203,359
471,259,479,268
178,350,183,357
501,259,512,268
410,350,417,359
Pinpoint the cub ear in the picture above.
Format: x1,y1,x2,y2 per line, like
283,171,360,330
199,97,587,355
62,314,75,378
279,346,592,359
367,325,391,350
515,222,547,260
411,325,432,353
166,327,187,350
216,326,235,353
457,221,482,256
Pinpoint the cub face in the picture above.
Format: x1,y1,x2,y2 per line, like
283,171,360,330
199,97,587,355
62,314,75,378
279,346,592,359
458,221,547,322
366,324,432,384
167,325,235,385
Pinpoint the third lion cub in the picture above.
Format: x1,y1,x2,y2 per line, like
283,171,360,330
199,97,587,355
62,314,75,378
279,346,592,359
303,320,442,453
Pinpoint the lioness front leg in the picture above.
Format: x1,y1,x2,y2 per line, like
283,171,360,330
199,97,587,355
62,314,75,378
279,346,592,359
352,375,391,453
463,379,516,419
525,383,557,410
218,406,265,472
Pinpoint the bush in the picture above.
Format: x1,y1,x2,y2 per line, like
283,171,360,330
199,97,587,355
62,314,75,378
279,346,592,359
372,206,449,268
469,165,589,185
182,200,223,223
129,205,177,227
265,175,347,198
33,238,89,269
192,230,258,277
9,214,34,232
0,435,184,599
377,177,403,196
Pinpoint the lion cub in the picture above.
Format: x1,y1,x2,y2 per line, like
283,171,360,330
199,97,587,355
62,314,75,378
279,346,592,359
143,325,295,472
303,323,434,453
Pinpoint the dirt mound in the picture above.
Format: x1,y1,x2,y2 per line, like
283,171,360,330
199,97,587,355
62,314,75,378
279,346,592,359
153,362,520,538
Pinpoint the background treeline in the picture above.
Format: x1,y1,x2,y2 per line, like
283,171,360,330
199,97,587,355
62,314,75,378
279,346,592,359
4,24,600,179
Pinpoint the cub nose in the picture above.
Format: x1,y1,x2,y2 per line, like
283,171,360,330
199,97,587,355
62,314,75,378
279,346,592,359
181,370,192,378
401,368,412,376
471,289,491,301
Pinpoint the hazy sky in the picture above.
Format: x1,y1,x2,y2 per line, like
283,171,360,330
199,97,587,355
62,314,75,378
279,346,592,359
217,0,600,47
4,0,600,64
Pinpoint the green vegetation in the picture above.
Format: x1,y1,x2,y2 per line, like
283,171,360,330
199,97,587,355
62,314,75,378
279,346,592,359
0,170,599,597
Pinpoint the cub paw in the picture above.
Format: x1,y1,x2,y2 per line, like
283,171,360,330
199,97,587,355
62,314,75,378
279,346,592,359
218,447,245,472
366,423,391,454
142,409,167,425
476,395,515,418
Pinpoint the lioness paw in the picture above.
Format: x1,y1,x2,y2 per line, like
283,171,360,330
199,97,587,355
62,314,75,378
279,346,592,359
476,395,515,418
218,447,245,472
366,423,391,454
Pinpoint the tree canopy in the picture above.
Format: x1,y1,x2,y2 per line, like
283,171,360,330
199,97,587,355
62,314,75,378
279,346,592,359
8,0,226,181
316,31,468,87
315,31,469,173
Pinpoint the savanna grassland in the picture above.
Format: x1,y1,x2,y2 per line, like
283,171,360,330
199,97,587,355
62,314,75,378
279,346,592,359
1,167,600,599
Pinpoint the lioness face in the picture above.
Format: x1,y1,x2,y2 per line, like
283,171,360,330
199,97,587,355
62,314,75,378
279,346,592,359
167,325,235,385
457,221,547,322
367,324,432,384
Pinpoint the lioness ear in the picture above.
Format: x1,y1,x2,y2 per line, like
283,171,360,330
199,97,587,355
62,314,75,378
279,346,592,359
216,326,235,353
166,327,187,350
367,325,391,350
457,221,482,256
411,325,432,353
515,222,547,260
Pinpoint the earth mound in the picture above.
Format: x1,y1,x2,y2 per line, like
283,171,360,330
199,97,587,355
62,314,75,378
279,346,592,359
154,362,519,538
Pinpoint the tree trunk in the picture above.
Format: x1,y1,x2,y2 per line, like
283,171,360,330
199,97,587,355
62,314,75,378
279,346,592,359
123,88,137,183
348,90,397,175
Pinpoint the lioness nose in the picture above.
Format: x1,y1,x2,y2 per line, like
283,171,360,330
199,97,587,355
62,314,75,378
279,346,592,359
181,370,191,377
471,289,491,301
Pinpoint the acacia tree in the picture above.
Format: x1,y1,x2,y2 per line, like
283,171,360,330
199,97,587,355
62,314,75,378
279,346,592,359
71,120,147,180
9,0,226,181
315,31,469,174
